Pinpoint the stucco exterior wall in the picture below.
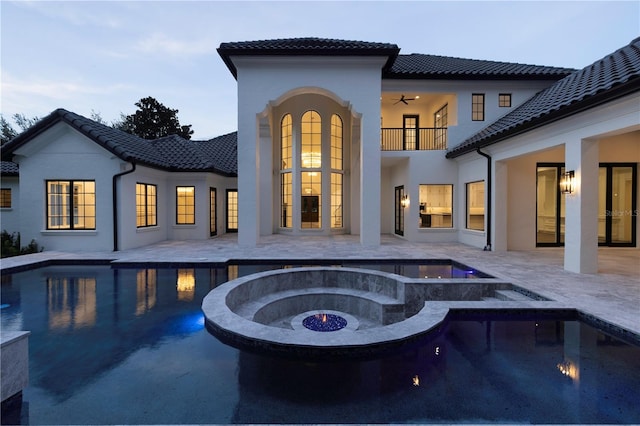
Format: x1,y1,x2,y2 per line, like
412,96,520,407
233,56,388,246
118,167,236,251
0,176,20,235
455,155,488,249
12,124,121,252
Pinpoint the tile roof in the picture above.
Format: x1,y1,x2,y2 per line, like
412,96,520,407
0,109,237,176
447,37,640,158
386,54,575,80
1,160,18,176
218,37,400,78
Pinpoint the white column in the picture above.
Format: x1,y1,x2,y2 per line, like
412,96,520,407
237,117,259,247
564,138,599,273
493,160,508,252
360,116,381,246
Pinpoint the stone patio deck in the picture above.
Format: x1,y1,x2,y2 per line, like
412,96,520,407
1,233,638,336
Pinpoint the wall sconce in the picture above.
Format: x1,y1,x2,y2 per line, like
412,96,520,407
560,170,575,194
401,194,410,208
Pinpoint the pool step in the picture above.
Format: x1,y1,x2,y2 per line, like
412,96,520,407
481,296,501,302
494,289,534,301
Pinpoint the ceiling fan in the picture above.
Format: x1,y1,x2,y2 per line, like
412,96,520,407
392,94,415,105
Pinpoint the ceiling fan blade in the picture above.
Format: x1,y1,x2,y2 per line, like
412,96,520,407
401,99,408,105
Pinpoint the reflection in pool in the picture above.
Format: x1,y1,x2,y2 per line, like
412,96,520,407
1,264,638,424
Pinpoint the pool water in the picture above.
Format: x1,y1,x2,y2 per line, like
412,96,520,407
1,264,639,424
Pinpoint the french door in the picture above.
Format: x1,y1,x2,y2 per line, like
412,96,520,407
395,186,404,236
599,164,637,246
536,163,637,247
403,115,419,150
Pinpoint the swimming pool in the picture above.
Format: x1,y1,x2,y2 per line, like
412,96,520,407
1,263,639,424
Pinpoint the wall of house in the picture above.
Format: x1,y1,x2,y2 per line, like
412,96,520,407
455,155,488,249
381,151,460,242
11,124,121,252
118,167,236,251
118,166,169,250
382,79,553,150
482,93,639,256
234,55,388,245
506,147,564,250
0,176,19,235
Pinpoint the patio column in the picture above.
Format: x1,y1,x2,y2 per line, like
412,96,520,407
564,138,599,273
360,116,381,246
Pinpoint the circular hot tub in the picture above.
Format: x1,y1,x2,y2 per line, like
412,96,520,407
202,267,449,359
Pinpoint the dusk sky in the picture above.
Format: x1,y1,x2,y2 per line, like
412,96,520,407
1,1,638,139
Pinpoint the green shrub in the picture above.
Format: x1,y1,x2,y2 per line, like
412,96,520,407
1,231,43,258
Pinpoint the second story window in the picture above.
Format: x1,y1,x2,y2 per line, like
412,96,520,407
472,94,485,121
499,93,512,107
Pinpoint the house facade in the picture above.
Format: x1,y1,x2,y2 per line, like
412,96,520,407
2,37,638,273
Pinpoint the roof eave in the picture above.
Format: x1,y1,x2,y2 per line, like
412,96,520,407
218,47,400,80
382,72,574,81
446,78,640,159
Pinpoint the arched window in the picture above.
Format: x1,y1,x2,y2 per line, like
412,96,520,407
331,114,343,228
300,111,322,229
281,114,292,169
301,111,321,169
280,114,292,228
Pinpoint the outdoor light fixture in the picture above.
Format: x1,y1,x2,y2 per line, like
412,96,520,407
401,194,410,208
560,170,575,194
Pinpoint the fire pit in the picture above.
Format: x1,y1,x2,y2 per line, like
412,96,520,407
302,313,348,332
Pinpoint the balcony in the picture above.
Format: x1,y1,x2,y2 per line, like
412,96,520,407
381,128,447,151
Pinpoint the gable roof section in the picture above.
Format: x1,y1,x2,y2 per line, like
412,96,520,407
386,53,575,80
1,109,238,176
218,37,400,79
447,37,640,158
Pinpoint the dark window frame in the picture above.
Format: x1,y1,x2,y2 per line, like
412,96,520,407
498,93,512,107
46,179,96,230
472,94,485,121
176,186,195,225
0,188,11,208
226,189,238,233
210,187,217,237
136,182,157,228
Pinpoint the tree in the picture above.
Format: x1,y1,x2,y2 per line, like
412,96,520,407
119,97,193,140
1,113,40,145
1,115,18,145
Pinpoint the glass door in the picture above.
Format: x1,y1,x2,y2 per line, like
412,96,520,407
403,115,419,150
599,164,637,246
536,165,565,246
395,186,404,236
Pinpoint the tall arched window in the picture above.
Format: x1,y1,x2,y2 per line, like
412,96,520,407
301,111,322,229
331,114,343,228
281,114,292,169
280,114,292,228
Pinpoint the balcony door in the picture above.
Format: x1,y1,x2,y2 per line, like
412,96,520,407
403,115,419,150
